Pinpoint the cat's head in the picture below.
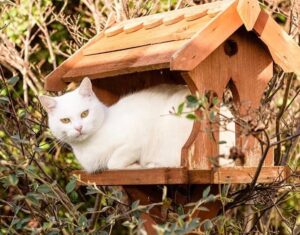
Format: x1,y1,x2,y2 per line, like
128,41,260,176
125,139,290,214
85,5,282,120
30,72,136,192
39,77,106,144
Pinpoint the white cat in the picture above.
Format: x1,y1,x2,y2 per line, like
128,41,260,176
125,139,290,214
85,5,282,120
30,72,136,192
39,78,193,172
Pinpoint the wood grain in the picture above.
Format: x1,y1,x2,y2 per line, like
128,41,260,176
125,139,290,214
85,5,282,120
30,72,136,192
144,17,163,29
254,10,300,74
163,14,184,25
237,0,261,31
124,22,143,33
62,40,187,80
73,168,188,185
84,14,213,56
170,0,242,71
185,9,208,21
104,25,124,37
44,32,105,91
72,166,289,185
189,166,289,184
181,29,273,169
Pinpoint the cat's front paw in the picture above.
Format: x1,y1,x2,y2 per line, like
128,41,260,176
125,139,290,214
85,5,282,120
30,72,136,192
126,163,142,169
107,159,127,170
83,165,103,174
145,162,161,168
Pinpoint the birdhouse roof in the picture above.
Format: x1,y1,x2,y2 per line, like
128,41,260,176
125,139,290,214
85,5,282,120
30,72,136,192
45,0,300,91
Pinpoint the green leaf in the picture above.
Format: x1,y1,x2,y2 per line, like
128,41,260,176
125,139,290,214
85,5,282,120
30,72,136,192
131,200,140,210
203,219,213,232
275,13,286,24
26,193,41,206
177,205,185,215
212,97,219,106
177,103,184,115
209,111,216,122
7,76,19,87
38,141,50,151
37,184,51,193
78,215,88,228
186,95,199,108
15,217,31,230
0,96,9,103
221,184,230,197
0,88,8,96
184,219,200,233
17,108,26,118
186,113,196,120
218,140,227,145
70,191,79,202
205,194,216,203
2,174,19,187
186,95,198,103
202,186,211,198
65,179,76,194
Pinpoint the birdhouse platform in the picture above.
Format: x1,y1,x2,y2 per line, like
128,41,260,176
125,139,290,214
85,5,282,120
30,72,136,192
44,0,299,229
73,166,289,185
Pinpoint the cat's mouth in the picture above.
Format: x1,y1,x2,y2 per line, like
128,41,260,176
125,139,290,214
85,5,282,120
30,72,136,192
74,132,88,141
76,132,84,138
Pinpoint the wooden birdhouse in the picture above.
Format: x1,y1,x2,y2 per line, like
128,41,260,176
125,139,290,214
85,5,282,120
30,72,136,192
45,0,299,229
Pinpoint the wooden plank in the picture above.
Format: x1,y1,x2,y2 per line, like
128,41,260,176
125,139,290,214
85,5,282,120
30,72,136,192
189,166,289,184
62,40,188,80
254,10,300,74
73,166,289,185
83,1,228,55
185,9,208,21
237,0,261,31
73,168,188,185
84,14,213,56
170,0,243,71
44,32,105,91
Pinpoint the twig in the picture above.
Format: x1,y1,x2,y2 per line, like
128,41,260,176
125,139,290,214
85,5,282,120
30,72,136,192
88,194,102,231
275,73,294,165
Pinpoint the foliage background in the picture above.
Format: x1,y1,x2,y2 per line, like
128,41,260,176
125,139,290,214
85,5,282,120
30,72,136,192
0,0,300,234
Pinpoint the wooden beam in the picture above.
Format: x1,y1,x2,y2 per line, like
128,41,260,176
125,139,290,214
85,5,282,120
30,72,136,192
170,0,243,71
73,166,289,185
73,168,188,185
44,32,105,91
189,166,289,184
62,40,187,81
254,10,300,74
237,0,261,31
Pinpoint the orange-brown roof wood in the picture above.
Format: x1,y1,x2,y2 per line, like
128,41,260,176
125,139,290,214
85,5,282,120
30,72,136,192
44,0,300,91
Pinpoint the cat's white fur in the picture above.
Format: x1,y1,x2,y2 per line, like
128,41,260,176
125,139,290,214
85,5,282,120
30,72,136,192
40,78,194,172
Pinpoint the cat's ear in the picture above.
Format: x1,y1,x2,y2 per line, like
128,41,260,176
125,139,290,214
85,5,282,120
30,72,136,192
39,95,57,113
78,77,93,97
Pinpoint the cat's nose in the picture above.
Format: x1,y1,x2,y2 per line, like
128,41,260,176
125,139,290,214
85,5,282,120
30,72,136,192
74,125,82,133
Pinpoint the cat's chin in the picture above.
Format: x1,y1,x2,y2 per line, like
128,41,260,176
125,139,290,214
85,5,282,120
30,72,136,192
68,133,90,143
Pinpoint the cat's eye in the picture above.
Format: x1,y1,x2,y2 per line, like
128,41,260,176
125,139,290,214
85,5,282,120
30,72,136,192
81,110,89,118
60,118,71,124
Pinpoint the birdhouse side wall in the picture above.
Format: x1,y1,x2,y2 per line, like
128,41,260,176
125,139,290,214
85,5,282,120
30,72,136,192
181,29,274,169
